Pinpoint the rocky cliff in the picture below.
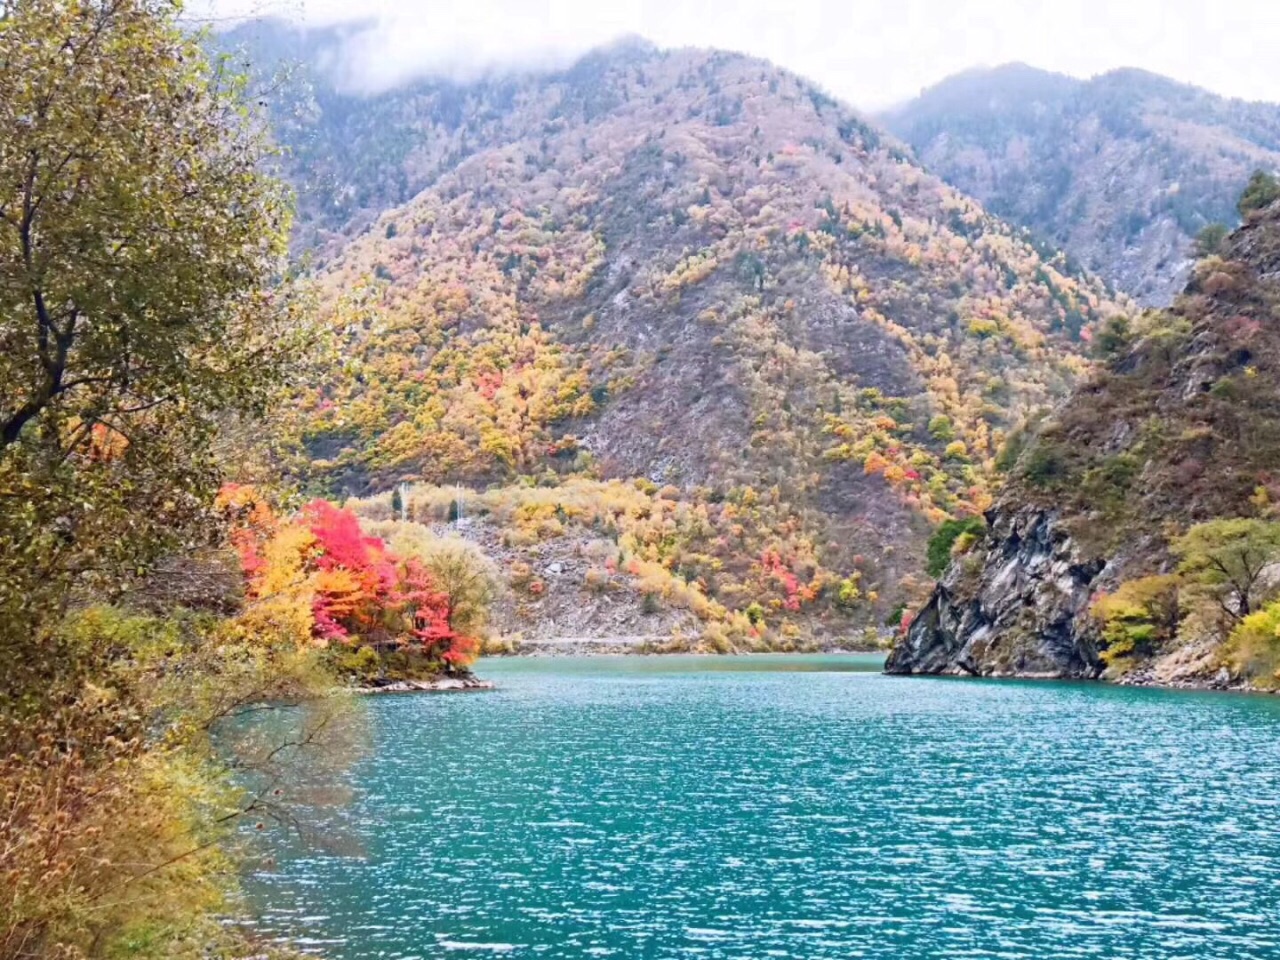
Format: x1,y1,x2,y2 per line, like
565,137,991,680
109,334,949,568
890,193,1280,681
886,507,1105,677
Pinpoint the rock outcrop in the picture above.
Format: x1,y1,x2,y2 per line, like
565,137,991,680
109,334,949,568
886,507,1107,678
356,674,496,694
890,198,1280,682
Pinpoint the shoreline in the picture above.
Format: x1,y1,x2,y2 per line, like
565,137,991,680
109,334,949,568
483,642,888,658
887,666,1277,696
353,675,496,694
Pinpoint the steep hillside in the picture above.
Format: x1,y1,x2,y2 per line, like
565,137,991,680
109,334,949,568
231,23,1128,644
889,189,1280,685
884,64,1280,305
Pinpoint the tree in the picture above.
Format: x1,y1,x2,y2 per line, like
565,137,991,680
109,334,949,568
1093,314,1132,359
389,530,499,640
1225,600,1280,687
1238,170,1280,218
1173,518,1280,622
1091,575,1181,666
1,0,303,634
0,3,310,955
1195,222,1229,258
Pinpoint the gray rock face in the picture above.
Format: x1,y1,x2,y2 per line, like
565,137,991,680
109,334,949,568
886,507,1108,678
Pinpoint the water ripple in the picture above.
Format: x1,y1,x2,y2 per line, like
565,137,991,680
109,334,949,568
248,655,1280,959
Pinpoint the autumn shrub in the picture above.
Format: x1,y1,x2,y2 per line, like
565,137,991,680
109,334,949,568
480,634,524,656
221,490,479,672
508,562,535,589
1091,575,1182,668
355,490,396,523
1,604,343,960
1224,601,1280,686
834,574,863,609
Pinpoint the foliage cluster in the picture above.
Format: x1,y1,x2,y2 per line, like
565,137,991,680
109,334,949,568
1238,169,1280,218
1092,519,1280,681
219,486,480,672
1091,575,1181,667
348,478,907,647
924,516,986,578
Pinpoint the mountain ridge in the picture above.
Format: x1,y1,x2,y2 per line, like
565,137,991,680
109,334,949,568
884,63,1280,305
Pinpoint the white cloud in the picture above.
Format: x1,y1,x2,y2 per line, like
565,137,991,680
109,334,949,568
196,0,1280,109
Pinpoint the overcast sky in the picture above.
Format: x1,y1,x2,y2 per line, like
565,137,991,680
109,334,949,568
198,0,1280,110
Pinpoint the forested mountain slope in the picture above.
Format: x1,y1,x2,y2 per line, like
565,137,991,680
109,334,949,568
226,22,1127,643
889,185,1280,686
884,64,1280,305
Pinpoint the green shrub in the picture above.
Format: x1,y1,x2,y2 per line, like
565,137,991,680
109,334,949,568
927,415,955,441
1093,315,1132,359
1022,444,1067,488
328,643,382,681
994,426,1030,473
1238,169,1280,217
1195,222,1228,257
926,516,985,578
1082,454,1140,508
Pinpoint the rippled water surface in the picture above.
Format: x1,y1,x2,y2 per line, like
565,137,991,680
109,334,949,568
248,654,1280,959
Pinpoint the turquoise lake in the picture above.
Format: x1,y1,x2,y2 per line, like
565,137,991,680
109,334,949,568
247,654,1280,959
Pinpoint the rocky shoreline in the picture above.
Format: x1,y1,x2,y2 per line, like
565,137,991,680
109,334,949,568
1111,666,1274,694
488,642,888,657
354,674,496,694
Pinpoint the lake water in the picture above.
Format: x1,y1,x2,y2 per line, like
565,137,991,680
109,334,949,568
247,654,1280,959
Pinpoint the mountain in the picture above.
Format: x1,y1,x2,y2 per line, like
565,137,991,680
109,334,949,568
224,22,1127,645
883,64,1280,305
888,187,1280,685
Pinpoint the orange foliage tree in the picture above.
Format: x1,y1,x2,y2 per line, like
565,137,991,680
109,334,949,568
218,486,478,668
